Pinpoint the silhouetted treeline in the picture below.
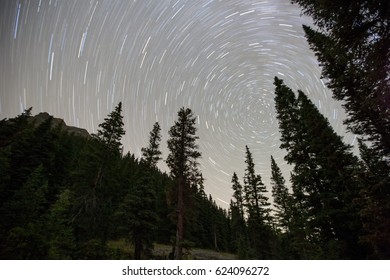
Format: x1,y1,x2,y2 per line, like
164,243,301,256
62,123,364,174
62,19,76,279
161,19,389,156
0,106,229,259
0,90,389,259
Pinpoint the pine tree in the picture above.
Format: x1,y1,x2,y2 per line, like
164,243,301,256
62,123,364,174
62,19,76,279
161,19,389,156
270,156,291,232
89,101,125,197
242,145,272,259
243,146,271,223
166,107,201,259
70,103,125,254
119,122,163,259
284,2,390,256
118,166,158,259
357,140,390,258
291,0,390,159
229,173,248,256
298,90,365,258
292,0,390,258
141,122,162,169
93,102,125,152
273,77,316,258
231,172,245,220
274,77,366,259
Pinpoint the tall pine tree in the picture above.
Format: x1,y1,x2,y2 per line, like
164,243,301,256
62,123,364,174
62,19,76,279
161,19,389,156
166,107,201,259
291,0,390,158
242,145,272,259
270,156,291,233
291,2,390,257
274,77,366,259
243,146,271,224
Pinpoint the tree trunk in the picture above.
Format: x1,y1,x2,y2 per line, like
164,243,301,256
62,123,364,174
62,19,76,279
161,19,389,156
214,228,219,251
134,237,142,260
175,178,184,260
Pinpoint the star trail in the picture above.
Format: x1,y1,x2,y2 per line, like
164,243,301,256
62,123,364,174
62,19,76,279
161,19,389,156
0,0,356,206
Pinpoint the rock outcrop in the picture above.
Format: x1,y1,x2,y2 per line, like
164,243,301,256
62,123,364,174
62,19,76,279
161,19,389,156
28,112,90,138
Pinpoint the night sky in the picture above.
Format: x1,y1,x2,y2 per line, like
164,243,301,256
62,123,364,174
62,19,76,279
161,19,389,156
0,0,356,207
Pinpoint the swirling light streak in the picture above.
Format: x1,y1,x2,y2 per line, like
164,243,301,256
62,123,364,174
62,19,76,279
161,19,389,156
0,0,355,207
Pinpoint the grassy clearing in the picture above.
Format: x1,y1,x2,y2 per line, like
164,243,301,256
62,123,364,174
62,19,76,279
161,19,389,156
107,239,236,260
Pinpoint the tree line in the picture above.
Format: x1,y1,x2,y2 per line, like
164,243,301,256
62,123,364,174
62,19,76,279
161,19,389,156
0,104,231,259
0,74,388,259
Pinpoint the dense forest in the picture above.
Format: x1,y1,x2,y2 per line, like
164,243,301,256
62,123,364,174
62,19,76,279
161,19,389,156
0,105,233,260
0,0,389,259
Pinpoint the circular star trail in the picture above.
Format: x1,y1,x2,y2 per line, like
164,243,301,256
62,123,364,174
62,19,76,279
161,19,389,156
0,0,356,207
